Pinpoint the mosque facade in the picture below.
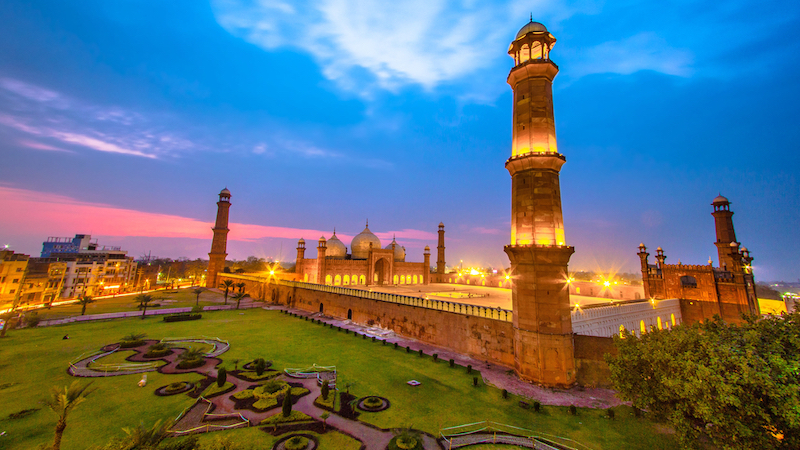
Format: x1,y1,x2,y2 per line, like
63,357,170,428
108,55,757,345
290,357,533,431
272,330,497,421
294,223,432,287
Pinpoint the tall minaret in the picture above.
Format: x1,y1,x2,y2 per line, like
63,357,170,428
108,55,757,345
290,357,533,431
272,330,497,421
503,20,575,387
207,188,232,289
436,222,446,274
711,195,739,270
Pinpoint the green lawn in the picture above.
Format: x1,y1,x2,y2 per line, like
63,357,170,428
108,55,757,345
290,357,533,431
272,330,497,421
36,288,227,320
0,309,678,450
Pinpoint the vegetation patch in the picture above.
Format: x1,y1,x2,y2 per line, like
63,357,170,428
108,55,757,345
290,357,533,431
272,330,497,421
143,342,173,358
233,369,280,382
388,429,423,450
5,408,39,420
163,313,202,323
201,381,235,398
313,392,336,411
283,435,309,450
357,395,390,412
260,410,312,426
155,381,194,396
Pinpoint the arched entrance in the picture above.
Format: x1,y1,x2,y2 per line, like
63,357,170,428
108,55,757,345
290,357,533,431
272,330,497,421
374,258,389,285
319,303,324,313
347,309,353,320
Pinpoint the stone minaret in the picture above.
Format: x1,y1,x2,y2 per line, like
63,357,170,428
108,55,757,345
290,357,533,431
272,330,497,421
423,246,431,285
316,236,327,284
503,20,575,387
207,188,231,289
436,222,446,274
711,195,739,271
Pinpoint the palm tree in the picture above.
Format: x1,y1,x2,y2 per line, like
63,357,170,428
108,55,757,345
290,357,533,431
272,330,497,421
135,294,154,320
220,279,234,305
0,309,16,338
77,295,95,316
192,287,205,306
235,282,246,294
231,292,247,310
120,419,171,449
42,381,96,450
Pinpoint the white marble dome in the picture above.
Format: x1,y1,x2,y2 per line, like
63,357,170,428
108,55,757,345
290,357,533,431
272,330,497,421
351,223,381,259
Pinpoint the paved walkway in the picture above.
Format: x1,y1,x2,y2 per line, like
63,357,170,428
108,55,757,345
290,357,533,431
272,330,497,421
38,301,261,327
274,305,623,409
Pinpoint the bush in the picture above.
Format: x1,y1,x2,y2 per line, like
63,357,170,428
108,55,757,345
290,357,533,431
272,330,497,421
533,401,541,412
282,391,292,417
363,396,383,408
569,405,577,415
284,436,309,450
473,377,478,387
163,313,201,323
406,346,411,353
233,390,254,400
607,408,615,419
633,407,642,418
394,342,398,349
260,411,311,425
432,354,438,362
23,312,40,328
177,358,204,370
382,340,386,346
191,305,203,314
467,364,472,374
217,368,227,387
321,380,330,400
262,379,285,394
418,349,424,357
254,359,266,376
502,389,508,399
449,359,455,367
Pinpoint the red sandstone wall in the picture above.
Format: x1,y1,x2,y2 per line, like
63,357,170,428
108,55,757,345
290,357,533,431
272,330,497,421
269,283,516,368
573,335,617,388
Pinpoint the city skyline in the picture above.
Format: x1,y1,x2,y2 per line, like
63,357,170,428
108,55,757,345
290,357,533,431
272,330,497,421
1,1,798,281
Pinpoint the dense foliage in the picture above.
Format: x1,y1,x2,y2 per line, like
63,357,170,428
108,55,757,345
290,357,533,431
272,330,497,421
607,313,800,449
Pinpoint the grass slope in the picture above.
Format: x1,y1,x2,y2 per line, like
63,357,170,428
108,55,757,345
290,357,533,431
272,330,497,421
0,309,678,450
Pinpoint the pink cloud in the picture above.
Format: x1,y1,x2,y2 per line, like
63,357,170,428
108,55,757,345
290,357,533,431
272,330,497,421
17,139,74,153
0,186,330,243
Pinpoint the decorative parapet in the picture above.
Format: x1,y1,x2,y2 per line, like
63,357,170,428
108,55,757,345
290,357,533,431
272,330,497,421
571,298,682,338
280,280,513,322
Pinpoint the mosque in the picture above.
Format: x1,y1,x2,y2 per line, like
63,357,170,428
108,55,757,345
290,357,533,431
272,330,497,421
211,19,762,388
294,223,432,287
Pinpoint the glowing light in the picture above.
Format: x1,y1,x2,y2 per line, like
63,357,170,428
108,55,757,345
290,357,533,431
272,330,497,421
505,275,510,280
603,281,611,287
269,270,275,275
469,268,480,276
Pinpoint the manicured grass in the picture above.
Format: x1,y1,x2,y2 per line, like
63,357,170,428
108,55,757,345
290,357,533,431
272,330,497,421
190,427,361,450
0,309,678,450
36,287,226,320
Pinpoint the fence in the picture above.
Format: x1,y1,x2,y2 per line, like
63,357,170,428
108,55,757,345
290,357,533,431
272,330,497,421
440,421,593,450
281,280,512,322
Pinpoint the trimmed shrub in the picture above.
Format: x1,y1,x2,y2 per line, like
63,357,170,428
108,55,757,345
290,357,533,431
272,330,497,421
321,380,330,400
190,305,203,314
363,396,383,408
607,408,615,420
432,354,438,362
362,334,366,339
394,342,398,349
406,346,411,353
473,377,478,387
254,359,266,376
282,390,292,417
533,401,541,412
449,359,455,367
467,364,472,374
217,368,227,387
284,436,309,450
382,340,386,346
163,313,201,323
569,405,577,415
502,389,508,399
418,349,424,357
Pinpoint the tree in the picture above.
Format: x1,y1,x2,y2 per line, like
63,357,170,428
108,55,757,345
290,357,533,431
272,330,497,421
135,294,154,320
217,367,227,387
192,287,205,306
321,380,330,400
77,295,95,316
282,390,292,417
606,313,800,450
0,307,17,338
231,292,247,310
220,279,234,305
321,412,330,430
42,381,96,450
119,419,170,449
235,282,246,294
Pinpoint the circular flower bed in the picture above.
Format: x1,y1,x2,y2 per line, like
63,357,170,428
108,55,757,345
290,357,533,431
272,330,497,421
387,433,423,450
274,434,318,450
357,396,390,412
176,358,205,370
155,381,194,396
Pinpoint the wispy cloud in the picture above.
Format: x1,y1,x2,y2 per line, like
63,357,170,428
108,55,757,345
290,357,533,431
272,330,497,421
568,33,693,78
17,139,73,153
0,78,196,159
212,0,581,93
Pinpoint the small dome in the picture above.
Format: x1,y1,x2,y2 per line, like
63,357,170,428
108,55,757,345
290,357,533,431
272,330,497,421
730,242,738,247
515,20,548,40
439,222,445,227
712,194,729,205
319,236,326,242
424,245,430,252
220,188,231,196
351,223,381,259
298,238,305,244
327,232,347,258
384,237,405,262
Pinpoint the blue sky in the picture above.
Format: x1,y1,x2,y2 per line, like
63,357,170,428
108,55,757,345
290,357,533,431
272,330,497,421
0,0,798,281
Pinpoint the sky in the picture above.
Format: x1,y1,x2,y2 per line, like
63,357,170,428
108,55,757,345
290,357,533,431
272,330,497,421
0,0,798,281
